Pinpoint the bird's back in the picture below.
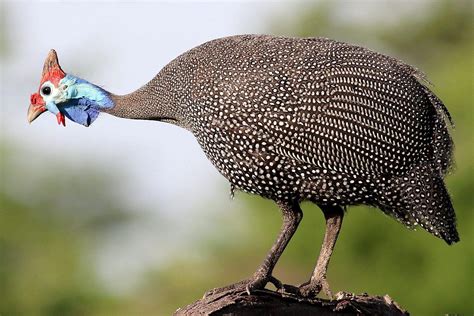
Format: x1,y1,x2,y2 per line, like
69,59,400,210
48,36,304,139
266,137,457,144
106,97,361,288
160,35,458,243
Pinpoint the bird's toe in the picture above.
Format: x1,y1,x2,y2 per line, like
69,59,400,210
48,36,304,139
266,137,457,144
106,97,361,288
204,275,283,298
298,277,333,299
203,279,250,298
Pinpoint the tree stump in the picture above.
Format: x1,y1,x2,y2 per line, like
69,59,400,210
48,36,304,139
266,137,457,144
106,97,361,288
175,288,409,315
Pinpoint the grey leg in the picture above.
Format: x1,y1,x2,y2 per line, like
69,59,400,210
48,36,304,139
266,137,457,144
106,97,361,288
205,200,303,297
248,200,303,291
299,205,344,298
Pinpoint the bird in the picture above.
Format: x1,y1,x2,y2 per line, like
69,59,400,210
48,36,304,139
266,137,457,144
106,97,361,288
28,34,459,298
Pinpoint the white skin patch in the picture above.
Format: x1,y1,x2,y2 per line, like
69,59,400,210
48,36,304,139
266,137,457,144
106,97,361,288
40,80,69,115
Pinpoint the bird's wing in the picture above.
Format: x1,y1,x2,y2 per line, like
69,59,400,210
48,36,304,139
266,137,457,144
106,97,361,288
253,62,435,177
194,36,437,177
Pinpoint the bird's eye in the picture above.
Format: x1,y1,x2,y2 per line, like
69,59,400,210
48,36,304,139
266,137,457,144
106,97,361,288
42,86,52,95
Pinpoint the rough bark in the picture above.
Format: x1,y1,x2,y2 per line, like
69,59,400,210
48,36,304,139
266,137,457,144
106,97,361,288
175,289,409,316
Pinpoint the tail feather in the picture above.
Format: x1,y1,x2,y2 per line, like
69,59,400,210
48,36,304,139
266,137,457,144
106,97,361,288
377,163,459,244
422,85,454,176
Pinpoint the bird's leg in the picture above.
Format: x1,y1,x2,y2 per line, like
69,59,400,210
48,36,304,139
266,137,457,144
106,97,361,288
205,201,302,297
247,201,303,292
298,205,344,299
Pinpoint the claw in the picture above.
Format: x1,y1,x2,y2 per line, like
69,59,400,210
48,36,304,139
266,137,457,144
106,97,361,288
245,284,252,296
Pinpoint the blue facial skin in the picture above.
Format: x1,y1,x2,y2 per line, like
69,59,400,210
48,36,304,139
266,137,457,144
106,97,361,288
54,74,114,127
45,101,61,115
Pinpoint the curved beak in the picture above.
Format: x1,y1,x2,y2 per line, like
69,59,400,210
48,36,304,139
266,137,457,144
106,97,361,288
28,92,46,123
27,103,46,123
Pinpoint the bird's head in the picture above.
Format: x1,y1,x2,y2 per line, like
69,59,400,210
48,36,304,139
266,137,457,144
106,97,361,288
28,50,113,127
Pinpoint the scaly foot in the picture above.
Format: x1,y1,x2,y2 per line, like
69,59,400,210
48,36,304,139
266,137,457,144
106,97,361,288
204,275,283,298
298,276,333,299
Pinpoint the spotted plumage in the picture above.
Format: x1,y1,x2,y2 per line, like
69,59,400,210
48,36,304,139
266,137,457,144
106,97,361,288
29,34,459,297
132,35,456,243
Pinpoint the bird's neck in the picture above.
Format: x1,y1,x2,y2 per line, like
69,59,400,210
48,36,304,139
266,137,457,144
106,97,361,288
104,69,188,128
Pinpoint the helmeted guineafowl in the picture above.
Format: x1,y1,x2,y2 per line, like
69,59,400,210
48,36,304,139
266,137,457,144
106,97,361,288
28,34,458,297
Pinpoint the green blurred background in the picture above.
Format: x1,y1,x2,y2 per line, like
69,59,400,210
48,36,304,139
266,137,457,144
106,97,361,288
1,1,472,315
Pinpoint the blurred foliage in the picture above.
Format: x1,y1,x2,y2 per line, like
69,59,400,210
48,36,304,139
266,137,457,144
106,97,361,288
0,193,117,316
0,144,135,315
1,1,473,315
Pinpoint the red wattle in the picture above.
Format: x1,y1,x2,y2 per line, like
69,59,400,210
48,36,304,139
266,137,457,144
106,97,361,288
56,113,66,126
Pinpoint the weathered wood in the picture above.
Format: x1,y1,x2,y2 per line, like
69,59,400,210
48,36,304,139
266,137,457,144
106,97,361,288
175,288,409,315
